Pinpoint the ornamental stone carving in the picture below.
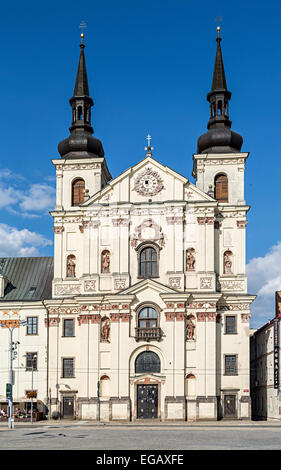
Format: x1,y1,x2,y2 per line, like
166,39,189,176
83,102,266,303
84,280,96,292
53,226,64,234
217,303,250,311
224,250,233,274
55,284,81,296
63,163,101,171
169,277,181,289
237,220,248,228
197,217,215,225
241,313,250,323
114,279,126,290
186,316,195,340
186,248,196,271
101,250,110,273
66,255,76,278
196,313,206,322
100,317,111,342
130,219,166,248
49,306,81,315
45,318,60,327
200,278,213,289
133,167,164,197
219,280,244,291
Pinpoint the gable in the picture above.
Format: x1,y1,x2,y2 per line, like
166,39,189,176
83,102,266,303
82,156,215,206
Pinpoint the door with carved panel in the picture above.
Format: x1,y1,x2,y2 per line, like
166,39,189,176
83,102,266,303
137,385,158,419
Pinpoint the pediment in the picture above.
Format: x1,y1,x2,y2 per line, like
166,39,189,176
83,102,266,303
115,278,179,296
81,155,216,209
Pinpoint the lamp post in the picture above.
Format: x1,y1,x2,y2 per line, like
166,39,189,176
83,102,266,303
0,316,27,429
97,380,100,423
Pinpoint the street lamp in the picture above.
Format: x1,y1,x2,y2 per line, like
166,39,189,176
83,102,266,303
0,317,27,429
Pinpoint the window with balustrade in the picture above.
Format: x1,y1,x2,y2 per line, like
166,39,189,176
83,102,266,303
135,306,161,341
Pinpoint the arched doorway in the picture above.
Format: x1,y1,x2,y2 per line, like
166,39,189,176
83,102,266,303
135,351,160,419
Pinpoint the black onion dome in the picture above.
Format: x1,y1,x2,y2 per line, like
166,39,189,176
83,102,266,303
197,29,243,154
58,132,104,158
58,39,104,159
197,126,243,154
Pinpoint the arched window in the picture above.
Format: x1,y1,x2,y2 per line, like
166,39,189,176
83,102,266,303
77,106,83,121
135,351,160,374
214,173,228,202
139,246,158,278
72,178,85,206
138,306,158,329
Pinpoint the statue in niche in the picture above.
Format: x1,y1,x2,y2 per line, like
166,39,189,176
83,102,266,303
101,250,110,273
186,316,195,341
101,317,110,342
66,255,76,278
186,248,195,271
224,250,232,274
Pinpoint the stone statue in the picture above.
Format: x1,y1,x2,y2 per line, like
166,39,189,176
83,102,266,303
101,318,110,342
67,256,76,278
224,251,232,274
186,317,195,340
186,249,195,271
102,251,110,273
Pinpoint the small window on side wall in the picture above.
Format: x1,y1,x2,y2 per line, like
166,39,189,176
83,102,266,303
214,173,228,202
225,316,236,335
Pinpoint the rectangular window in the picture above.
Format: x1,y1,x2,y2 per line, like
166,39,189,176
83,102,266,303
63,319,74,337
225,355,238,375
26,317,38,335
26,352,38,371
225,316,236,334
62,358,74,378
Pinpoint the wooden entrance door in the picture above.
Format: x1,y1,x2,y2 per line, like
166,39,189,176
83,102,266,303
137,384,158,419
62,396,74,419
224,395,236,418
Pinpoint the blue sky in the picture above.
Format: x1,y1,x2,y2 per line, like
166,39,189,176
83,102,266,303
0,0,280,327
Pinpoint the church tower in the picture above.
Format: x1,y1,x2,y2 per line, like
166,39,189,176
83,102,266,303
51,34,111,289
193,27,249,294
53,33,111,212
193,26,247,207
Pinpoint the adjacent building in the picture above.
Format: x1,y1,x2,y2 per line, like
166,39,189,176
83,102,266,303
250,292,281,420
0,28,255,421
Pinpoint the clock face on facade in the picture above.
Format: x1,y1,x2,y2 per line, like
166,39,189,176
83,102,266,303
134,167,164,197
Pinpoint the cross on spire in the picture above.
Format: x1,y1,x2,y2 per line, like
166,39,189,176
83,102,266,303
79,21,87,43
145,134,154,156
215,16,222,37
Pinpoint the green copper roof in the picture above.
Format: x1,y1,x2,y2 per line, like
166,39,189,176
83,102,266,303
0,257,53,302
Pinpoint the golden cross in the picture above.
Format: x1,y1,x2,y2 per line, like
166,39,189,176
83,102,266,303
79,21,87,42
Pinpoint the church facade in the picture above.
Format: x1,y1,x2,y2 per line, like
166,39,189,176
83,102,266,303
0,29,255,421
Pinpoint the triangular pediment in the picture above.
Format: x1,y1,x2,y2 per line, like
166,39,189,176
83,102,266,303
82,155,215,207
115,278,180,296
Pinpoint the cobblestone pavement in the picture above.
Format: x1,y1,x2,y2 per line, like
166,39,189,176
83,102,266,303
0,421,281,450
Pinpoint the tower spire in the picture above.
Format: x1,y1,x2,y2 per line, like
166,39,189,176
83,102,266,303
196,27,243,154
58,32,104,159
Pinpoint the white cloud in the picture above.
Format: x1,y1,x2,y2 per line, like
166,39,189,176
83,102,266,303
247,242,281,328
0,169,55,216
0,223,52,257
19,184,56,212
